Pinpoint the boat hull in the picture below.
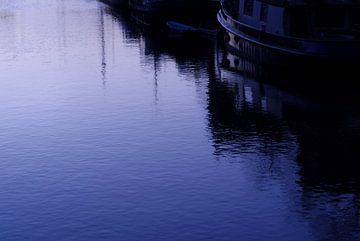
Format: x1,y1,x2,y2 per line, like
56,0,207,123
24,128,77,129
217,10,360,62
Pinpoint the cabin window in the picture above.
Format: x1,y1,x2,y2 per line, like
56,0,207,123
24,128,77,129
223,0,240,19
289,9,310,37
315,7,345,28
243,0,254,16
354,7,360,25
354,8,360,39
260,3,268,22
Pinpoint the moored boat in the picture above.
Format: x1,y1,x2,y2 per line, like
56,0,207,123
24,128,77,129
217,0,360,61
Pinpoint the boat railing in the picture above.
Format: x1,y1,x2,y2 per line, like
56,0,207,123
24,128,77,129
218,8,303,51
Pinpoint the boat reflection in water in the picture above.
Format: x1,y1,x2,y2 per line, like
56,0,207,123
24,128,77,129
93,6,360,240
220,37,360,100
211,48,360,240
117,11,360,237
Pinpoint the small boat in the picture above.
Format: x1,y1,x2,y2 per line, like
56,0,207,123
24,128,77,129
166,21,197,33
167,21,217,37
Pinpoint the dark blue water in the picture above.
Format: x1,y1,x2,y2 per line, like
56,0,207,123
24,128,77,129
1,1,360,240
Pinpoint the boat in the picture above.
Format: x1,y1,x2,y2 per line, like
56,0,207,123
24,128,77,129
167,21,198,33
167,21,217,37
217,0,360,61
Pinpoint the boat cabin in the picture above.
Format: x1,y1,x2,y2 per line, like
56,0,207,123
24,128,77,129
223,0,360,40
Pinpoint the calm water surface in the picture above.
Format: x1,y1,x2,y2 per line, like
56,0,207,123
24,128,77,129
1,1,360,240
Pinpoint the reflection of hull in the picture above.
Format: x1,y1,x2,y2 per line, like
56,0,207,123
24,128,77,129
219,45,360,101
212,43,360,241
221,47,264,78
215,61,318,119
217,9,360,62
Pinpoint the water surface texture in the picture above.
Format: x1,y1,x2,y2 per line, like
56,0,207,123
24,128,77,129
1,1,360,241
